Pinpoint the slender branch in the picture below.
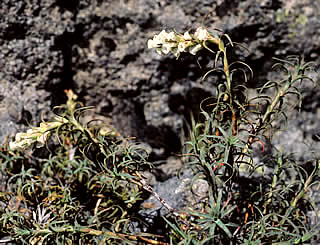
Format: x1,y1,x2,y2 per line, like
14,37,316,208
134,172,190,227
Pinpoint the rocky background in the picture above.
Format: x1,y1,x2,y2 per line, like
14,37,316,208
1,0,320,234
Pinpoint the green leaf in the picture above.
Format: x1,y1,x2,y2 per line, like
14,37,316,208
215,219,232,238
163,217,186,239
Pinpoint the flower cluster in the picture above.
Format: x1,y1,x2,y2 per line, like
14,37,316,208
9,117,68,151
147,27,216,57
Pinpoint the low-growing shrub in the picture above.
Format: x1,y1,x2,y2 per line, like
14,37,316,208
148,27,319,244
0,26,319,244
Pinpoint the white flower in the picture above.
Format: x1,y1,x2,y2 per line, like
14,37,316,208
189,44,202,55
194,27,210,41
37,131,50,146
178,42,186,52
148,30,180,56
26,128,35,135
15,132,28,142
161,43,172,54
178,41,192,52
167,31,176,41
9,138,34,151
147,39,157,49
148,30,168,49
53,116,68,125
156,30,168,43
183,31,192,40
9,118,66,151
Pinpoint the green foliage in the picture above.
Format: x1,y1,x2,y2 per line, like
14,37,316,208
0,91,160,244
0,26,319,245
166,30,320,244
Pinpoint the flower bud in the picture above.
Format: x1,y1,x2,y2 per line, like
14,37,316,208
189,44,202,55
147,39,157,49
194,27,210,41
183,31,192,40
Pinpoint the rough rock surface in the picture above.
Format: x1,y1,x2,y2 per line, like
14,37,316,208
1,0,320,154
1,0,320,238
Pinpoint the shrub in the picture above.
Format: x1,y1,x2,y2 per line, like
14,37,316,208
0,26,319,244
147,27,319,244
0,90,159,244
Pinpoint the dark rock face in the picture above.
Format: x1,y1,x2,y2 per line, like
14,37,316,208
1,0,320,164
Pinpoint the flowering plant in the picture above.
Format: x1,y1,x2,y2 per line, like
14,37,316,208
0,25,318,244
147,27,219,57
9,117,67,151
1,90,160,244
149,27,319,244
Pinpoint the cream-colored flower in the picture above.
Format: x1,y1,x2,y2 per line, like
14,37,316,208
15,132,29,142
149,30,185,57
148,30,168,49
178,42,186,52
189,44,202,55
37,131,50,146
147,39,157,49
9,138,34,151
161,43,172,54
178,41,192,52
167,31,176,41
39,122,52,131
9,117,66,151
194,27,210,41
183,31,192,40
54,116,68,124
26,128,35,135
156,30,168,43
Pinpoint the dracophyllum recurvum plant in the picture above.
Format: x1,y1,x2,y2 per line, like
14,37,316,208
148,28,314,178
148,27,233,99
149,27,318,243
8,90,89,152
149,26,252,184
9,117,68,151
9,90,114,154
8,89,191,241
6,90,175,244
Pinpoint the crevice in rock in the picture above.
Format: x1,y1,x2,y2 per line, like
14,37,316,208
120,54,138,65
3,23,27,41
228,23,265,43
49,24,85,106
216,0,241,17
96,37,116,56
263,0,282,10
143,124,182,160
54,0,80,13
